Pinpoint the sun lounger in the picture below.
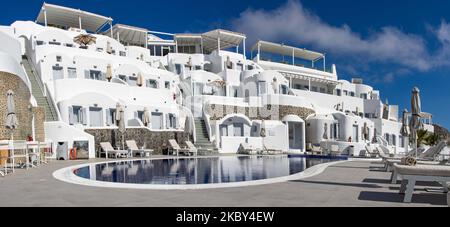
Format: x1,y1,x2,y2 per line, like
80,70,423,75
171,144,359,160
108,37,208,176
100,142,130,159
168,140,190,156
126,140,153,157
184,141,198,156
380,142,447,171
238,143,258,155
392,163,450,203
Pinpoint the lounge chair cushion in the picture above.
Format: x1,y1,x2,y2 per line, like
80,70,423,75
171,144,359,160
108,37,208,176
394,164,450,177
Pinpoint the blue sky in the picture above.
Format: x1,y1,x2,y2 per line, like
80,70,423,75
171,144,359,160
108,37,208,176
1,0,449,129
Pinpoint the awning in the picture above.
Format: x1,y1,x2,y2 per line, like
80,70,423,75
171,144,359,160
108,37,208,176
279,71,340,85
201,29,246,53
105,24,148,46
36,3,113,33
174,33,203,46
252,40,324,61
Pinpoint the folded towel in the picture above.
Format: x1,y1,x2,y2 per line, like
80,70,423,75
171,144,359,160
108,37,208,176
401,156,417,166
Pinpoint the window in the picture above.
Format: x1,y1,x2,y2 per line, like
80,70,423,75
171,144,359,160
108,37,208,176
220,125,228,137
118,75,127,82
385,134,390,145
166,113,178,128
89,107,103,127
257,81,267,95
65,43,74,47
311,86,318,92
56,56,62,62
247,65,254,70
69,106,83,125
331,123,340,139
49,41,61,45
281,85,289,95
360,93,368,99
400,135,405,148
88,70,103,81
294,84,302,90
165,81,170,89
319,87,326,93
233,123,244,137
194,65,202,71
106,108,116,126
128,77,137,86
392,134,396,146
350,91,355,97
67,67,77,78
36,40,44,45
52,66,64,80
175,64,183,75
119,51,126,57
232,86,239,97
236,63,244,71
147,79,158,88
343,90,348,96
336,89,342,96
136,111,144,121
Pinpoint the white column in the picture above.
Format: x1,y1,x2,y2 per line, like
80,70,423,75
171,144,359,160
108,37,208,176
44,8,48,27
110,22,113,38
308,78,311,92
236,45,239,53
200,37,204,54
78,16,82,30
243,38,246,57
175,39,178,53
292,48,295,66
323,55,326,71
257,43,261,61
289,77,293,89
217,31,221,53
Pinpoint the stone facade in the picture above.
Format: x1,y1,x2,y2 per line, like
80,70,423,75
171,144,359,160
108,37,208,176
85,128,192,156
205,104,315,121
0,71,45,141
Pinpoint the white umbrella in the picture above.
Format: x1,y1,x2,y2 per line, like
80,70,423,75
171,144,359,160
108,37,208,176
137,73,144,87
260,120,267,151
106,64,113,82
271,77,279,94
142,107,151,127
409,87,422,158
363,122,369,141
116,103,126,149
400,109,410,154
5,90,18,130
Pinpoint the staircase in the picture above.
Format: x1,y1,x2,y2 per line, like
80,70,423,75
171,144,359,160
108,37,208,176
22,56,59,121
194,119,218,155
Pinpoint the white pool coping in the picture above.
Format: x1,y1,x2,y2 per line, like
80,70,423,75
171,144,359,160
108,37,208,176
53,156,348,190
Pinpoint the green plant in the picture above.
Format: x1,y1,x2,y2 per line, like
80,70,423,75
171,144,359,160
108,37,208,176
425,133,440,146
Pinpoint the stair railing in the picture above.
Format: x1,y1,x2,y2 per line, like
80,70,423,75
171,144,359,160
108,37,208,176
45,84,61,121
23,56,46,97
202,103,213,143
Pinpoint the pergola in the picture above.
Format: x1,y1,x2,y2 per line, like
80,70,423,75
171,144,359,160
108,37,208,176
251,40,326,70
36,3,113,34
105,24,149,47
174,29,247,55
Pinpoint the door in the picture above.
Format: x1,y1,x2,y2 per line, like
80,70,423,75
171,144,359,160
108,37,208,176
89,107,103,127
233,123,244,137
53,66,64,80
151,112,163,130
352,125,359,142
289,122,303,150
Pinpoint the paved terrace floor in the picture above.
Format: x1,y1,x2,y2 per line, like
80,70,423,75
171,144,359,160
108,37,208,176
0,157,447,207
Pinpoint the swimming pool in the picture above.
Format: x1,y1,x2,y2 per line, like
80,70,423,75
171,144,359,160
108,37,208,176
71,155,346,187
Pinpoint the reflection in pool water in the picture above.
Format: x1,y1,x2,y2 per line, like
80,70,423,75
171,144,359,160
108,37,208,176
74,155,346,185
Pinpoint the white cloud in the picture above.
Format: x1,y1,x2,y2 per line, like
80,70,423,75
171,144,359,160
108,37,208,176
231,0,441,71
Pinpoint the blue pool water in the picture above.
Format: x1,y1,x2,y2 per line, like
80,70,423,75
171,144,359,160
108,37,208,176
74,155,347,185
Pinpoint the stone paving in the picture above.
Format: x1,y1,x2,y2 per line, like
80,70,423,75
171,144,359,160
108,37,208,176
0,157,447,207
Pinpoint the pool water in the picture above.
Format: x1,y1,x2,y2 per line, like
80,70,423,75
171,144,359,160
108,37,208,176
74,155,346,185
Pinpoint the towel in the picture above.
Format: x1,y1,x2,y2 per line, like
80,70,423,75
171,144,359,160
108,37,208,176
401,156,417,166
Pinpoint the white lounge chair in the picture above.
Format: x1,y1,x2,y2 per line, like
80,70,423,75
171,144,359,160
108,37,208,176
185,141,198,156
238,143,258,155
392,163,450,203
100,142,130,159
168,140,190,156
381,141,447,172
126,140,153,157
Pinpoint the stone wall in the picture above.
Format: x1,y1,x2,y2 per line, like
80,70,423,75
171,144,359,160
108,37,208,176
205,104,315,121
85,128,192,156
0,71,45,141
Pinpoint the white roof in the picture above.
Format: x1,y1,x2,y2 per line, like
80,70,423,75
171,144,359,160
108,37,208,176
105,24,148,46
282,115,304,123
36,3,113,32
252,40,324,61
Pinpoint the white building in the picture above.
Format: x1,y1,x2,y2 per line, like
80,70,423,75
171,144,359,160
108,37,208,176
0,3,436,158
